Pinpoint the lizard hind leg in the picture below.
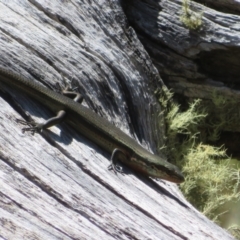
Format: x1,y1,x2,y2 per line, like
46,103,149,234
108,148,125,174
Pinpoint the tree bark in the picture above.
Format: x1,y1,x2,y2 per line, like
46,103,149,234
0,0,235,239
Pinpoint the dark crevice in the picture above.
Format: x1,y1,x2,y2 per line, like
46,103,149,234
195,47,240,86
106,64,143,140
210,131,240,158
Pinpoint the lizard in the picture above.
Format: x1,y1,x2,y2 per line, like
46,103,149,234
0,67,184,183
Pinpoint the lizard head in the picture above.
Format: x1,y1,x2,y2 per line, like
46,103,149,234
129,151,184,183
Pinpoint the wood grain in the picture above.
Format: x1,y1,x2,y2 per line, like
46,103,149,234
0,0,235,239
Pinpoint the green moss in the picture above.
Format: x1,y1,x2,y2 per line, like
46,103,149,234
180,0,203,30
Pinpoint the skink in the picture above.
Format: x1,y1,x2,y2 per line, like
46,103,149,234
0,67,184,183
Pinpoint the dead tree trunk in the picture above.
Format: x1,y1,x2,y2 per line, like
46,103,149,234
0,0,235,239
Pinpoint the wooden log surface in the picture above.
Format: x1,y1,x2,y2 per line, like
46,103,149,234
0,1,235,239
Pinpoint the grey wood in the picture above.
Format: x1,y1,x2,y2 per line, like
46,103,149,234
0,0,235,239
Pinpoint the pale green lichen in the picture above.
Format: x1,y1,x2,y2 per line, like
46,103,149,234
181,144,240,222
228,225,240,240
180,0,203,30
158,87,240,237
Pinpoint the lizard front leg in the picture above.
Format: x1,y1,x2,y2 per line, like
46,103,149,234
18,86,83,134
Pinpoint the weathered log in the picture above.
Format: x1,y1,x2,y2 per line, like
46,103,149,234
0,0,235,239
123,0,240,102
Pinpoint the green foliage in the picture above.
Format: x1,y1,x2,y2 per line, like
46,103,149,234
180,0,203,30
164,97,206,163
167,99,206,135
181,144,240,221
228,225,240,240
158,87,240,233
158,85,174,109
